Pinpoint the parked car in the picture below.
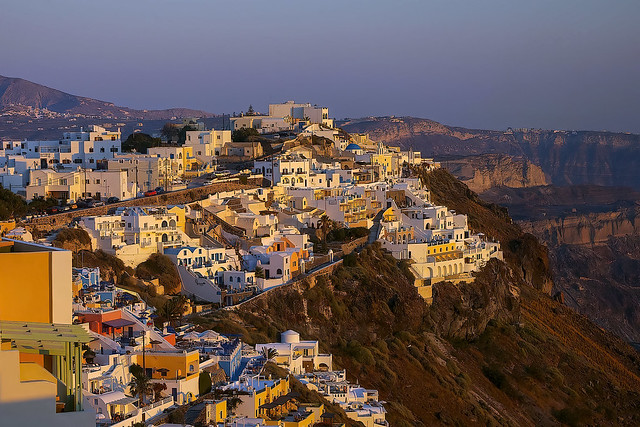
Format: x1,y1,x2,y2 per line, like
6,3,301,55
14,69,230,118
106,197,120,204
76,199,90,209
154,187,165,194
144,190,157,197
46,206,60,215
88,200,105,208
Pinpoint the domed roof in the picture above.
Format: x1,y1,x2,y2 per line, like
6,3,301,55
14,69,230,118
345,143,362,151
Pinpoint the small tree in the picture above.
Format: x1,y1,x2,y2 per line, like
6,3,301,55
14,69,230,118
261,347,278,362
255,266,265,279
152,382,167,402
232,128,259,142
128,364,152,407
199,371,212,395
319,215,331,245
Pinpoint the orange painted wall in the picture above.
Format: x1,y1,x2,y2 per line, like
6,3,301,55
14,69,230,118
0,252,52,323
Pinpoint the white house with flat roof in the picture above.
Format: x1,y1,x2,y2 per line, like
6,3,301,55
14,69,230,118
255,330,332,375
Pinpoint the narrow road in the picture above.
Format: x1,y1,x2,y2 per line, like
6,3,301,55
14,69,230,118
368,209,384,245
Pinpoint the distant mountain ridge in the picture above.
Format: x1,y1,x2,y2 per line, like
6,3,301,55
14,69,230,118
0,75,216,120
342,116,640,189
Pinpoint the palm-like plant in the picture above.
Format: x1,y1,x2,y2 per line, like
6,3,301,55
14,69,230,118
319,215,331,244
151,382,167,402
261,347,278,362
128,364,152,407
157,296,188,327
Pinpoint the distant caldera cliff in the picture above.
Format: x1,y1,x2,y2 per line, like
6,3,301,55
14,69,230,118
341,116,640,190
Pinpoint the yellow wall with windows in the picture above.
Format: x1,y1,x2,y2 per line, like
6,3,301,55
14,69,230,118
143,351,200,380
427,242,456,255
213,400,227,422
0,221,16,235
167,206,187,232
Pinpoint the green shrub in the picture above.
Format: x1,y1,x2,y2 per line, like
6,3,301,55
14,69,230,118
343,253,357,267
199,371,212,395
136,253,181,293
345,340,375,365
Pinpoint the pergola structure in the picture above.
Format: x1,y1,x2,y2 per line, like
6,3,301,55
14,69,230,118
0,320,92,412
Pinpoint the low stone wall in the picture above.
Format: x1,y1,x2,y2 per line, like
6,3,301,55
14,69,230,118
227,258,344,310
340,236,368,255
25,178,263,233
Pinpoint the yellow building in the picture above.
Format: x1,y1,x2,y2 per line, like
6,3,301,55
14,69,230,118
0,321,95,426
371,151,401,180
0,238,95,425
282,410,317,427
141,349,200,404
148,146,198,177
167,205,187,232
205,399,227,423
143,349,200,381
426,241,457,256
238,377,290,418
0,239,72,324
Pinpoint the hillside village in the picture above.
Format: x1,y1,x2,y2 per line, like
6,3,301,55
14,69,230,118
0,101,504,426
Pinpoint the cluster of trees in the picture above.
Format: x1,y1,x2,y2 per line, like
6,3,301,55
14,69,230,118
155,295,188,327
161,121,199,145
231,127,259,142
122,133,162,154
0,186,60,220
326,226,369,243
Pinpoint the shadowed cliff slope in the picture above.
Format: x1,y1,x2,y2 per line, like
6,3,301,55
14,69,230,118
482,185,640,342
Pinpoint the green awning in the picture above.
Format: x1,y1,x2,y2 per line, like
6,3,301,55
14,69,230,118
0,320,92,348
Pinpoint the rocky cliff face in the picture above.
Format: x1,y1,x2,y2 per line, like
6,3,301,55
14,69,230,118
519,208,640,247
429,260,520,339
342,116,640,189
443,154,549,193
482,185,640,342
550,236,640,343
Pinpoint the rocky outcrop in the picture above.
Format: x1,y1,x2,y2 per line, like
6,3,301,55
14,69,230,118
429,260,520,340
444,154,549,193
484,185,640,342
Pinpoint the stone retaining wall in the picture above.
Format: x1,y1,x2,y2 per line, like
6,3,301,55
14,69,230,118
26,178,263,233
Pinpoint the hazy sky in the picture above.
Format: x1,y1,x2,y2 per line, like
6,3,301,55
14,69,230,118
1,0,639,132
